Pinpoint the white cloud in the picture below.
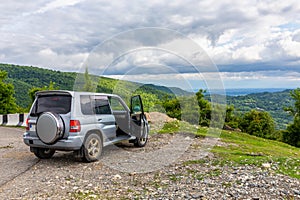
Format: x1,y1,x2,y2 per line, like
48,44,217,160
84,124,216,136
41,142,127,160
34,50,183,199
280,32,300,58
34,48,88,70
0,0,300,89
35,0,85,14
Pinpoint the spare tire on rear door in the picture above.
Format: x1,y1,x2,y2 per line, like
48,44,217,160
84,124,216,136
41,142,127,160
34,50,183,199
36,112,65,144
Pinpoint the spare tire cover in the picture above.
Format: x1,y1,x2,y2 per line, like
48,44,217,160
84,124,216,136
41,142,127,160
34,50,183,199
36,112,64,144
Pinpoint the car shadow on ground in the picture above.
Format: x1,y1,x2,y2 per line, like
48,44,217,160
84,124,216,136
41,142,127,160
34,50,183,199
38,142,135,165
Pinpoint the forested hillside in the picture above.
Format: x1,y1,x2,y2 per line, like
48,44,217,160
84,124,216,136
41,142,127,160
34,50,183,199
0,63,191,109
226,90,294,129
0,64,76,108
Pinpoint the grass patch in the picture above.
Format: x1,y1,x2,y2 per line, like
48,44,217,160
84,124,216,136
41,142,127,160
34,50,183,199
212,131,300,179
158,120,180,134
183,159,207,166
169,174,183,181
158,120,201,135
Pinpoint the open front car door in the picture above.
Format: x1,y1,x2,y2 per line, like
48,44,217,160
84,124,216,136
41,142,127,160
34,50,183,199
130,95,149,147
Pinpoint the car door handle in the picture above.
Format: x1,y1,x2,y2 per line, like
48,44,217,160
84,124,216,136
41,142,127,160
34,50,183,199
98,119,102,122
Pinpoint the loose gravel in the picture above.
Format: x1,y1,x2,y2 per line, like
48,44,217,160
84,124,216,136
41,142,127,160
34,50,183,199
0,127,299,200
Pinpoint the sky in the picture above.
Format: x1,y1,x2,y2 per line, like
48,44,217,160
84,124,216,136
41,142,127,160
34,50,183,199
1,0,300,90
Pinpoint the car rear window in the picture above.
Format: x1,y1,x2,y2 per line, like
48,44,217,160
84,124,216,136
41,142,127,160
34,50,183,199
31,95,72,116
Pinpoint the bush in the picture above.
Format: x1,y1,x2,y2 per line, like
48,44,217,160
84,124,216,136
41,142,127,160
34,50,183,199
0,70,18,114
239,110,275,139
283,88,300,147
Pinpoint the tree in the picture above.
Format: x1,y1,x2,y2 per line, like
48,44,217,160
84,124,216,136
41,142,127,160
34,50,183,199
225,105,240,128
283,88,300,147
162,98,181,120
196,89,211,126
239,109,275,139
0,70,18,114
83,67,94,92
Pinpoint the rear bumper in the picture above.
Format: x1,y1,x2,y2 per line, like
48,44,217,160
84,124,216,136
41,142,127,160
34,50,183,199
23,132,84,151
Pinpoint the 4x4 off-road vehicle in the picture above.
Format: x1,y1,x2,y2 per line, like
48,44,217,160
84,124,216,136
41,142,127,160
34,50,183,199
23,90,149,162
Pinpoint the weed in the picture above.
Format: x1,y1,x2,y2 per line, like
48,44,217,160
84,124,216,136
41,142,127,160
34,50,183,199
169,174,183,181
195,173,204,180
71,190,101,199
183,159,206,166
0,145,13,149
222,182,232,188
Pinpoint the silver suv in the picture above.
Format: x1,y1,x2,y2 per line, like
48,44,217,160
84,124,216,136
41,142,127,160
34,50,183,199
23,90,149,162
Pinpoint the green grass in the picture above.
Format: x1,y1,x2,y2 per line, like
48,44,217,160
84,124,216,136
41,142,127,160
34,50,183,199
159,121,300,179
71,190,101,199
158,120,200,134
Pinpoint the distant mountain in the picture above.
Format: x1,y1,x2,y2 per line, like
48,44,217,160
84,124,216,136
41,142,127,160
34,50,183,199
226,90,295,129
204,88,293,96
0,63,191,109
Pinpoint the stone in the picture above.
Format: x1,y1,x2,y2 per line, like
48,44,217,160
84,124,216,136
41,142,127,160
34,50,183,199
262,163,271,168
113,174,122,180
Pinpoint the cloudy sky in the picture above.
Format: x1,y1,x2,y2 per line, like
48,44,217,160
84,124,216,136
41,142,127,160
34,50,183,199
1,0,300,90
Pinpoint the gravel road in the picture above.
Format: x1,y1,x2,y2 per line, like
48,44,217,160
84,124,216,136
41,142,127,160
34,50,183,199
0,126,299,200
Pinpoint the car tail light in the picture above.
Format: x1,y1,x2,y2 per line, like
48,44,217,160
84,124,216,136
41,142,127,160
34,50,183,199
25,118,29,131
70,120,81,132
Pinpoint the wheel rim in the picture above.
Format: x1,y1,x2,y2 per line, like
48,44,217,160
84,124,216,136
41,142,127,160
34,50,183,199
139,128,148,145
87,138,100,158
139,137,147,145
44,149,52,154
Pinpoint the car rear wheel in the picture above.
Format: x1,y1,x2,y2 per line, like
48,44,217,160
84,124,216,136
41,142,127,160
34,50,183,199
32,147,55,159
82,133,102,162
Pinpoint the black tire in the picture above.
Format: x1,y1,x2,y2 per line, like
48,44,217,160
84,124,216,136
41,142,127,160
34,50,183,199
32,147,55,159
82,133,102,162
134,125,149,147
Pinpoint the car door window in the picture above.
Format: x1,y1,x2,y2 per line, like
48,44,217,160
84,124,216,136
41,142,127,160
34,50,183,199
109,97,126,111
80,95,111,115
94,97,111,115
80,95,94,115
131,95,143,114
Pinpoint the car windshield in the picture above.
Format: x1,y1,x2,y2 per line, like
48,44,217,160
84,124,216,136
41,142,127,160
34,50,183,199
31,94,72,116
